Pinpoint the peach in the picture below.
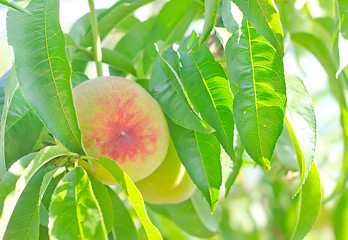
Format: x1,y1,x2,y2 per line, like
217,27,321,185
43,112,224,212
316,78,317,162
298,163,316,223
73,76,169,184
135,139,196,204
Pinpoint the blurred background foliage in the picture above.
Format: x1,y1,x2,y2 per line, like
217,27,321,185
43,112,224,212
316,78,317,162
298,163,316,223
0,0,347,239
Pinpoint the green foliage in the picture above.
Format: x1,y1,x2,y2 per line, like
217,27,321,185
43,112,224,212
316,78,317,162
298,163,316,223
7,0,85,155
226,18,286,168
1,0,346,239
49,167,108,239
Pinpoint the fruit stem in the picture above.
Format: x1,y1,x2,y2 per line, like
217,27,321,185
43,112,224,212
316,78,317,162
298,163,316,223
88,0,103,76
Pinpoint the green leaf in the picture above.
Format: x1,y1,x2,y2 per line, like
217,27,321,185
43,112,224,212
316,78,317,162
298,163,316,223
226,19,286,168
168,120,222,212
338,0,348,39
0,70,43,169
151,49,213,133
80,0,156,47
88,174,114,234
82,156,162,240
0,69,15,178
143,0,202,74
190,191,223,232
0,69,10,116
106,187,137,240
0,0,31,15
114,18,155,63
40,203,49,227
285,74,316,197
222,135,243,197
70,48,137,76
0,146,69,240
49,167,107,240
177,33,236,161
290,163,321,240
324,106,348,203
333,188,348,240
71,71,89,88
3,166,54,240
68,9,106,46
7,0,85,155
148,197,216,238
231,0,284,56
221,0,241,34
198,0,219,46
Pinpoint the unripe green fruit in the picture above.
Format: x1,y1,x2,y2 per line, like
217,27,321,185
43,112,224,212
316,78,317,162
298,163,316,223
73,76,169,184
136,139,196,204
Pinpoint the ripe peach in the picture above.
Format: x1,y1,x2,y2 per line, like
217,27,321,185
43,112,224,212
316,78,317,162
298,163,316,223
73,76,169,184
135,139,196,204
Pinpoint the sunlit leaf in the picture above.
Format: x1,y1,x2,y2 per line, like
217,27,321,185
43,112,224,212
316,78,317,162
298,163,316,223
148,197,216,238
338,0,348,39
0,0,31,14
226,18,286,168
222,135,243,197
0,70,10,116
49,167,107,240
285,74,316,197
3,167,54,240
0,146,69,240
168,120,221,212
88,174,114,234
70,48,137,76
7,0,85,155
71,71,89,88
143,0,202,74
80,0,155,47
0,70,43,170
232,0,284,56
82,157,163,240
333,188,348,240
106,186,137,240
151,49,213,133
198,0,219,46
290,163,321,240
177,33,235,161
190,191,223,232
221,0,241,34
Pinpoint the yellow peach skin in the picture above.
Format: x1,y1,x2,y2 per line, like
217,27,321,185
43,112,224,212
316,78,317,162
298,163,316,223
73,76,169,184
136,139,196,204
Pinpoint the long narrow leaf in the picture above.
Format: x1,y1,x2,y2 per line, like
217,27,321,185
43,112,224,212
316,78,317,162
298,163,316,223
178,33,236,161
153,49,213,133
232,0,284,56
198,0,219,46
7,0,85,155
0,70,10,116
338,0,348,39
0,70,16,178
0,0,31,14
290,163,321,240
333,188,348,240
49,167,107,240
143,0,202,74
226,19,286,168
82,156,163,240
80,0,155,47
3,167,54,240
106,186,138,240
285,74,317,197
1,71,43,169
168,120,222,212
0,146,69,240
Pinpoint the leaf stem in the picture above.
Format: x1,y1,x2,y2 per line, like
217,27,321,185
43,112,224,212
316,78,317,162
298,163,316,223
87,0,103,76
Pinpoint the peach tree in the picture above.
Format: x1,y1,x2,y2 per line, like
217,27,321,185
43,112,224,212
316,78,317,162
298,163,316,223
0,0,347,239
